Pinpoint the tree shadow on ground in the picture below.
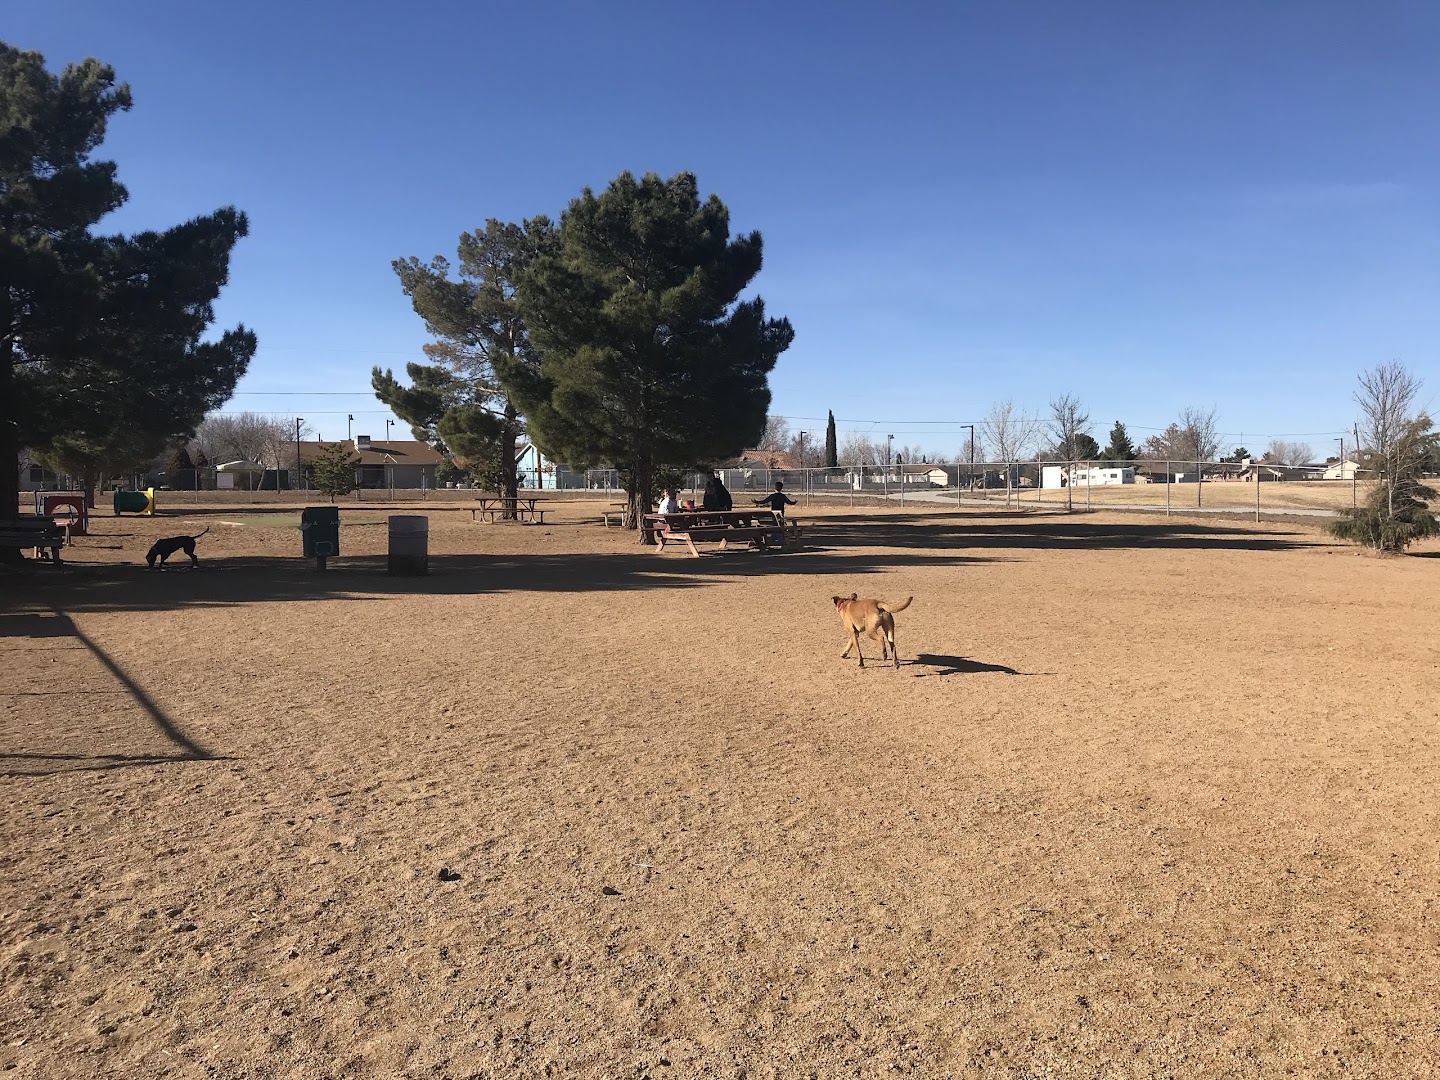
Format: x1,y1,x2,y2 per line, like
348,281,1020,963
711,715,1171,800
909,653,1054,677
0,608,221,777
3,547,998,615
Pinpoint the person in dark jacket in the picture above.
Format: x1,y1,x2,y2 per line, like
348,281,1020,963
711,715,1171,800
702,478,722,511
753,481,796,518
710,473,733,511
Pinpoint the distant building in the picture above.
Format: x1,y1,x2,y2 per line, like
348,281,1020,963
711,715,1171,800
1322,459,1360,481
297,437,444,489
1042,465,1136,489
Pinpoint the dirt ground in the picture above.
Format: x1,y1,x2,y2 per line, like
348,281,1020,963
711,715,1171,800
3,499,1439,1079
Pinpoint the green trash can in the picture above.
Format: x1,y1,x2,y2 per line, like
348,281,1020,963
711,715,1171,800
300,506,340,568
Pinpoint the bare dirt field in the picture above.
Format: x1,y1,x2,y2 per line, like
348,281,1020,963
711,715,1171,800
3,498,1439,1078
962,478,1370,515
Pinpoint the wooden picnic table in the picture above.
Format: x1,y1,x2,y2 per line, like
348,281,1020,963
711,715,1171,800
471,496,548,524
643,508,799,557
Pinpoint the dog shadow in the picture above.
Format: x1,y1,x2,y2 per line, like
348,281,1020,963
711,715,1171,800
909,653,1050,677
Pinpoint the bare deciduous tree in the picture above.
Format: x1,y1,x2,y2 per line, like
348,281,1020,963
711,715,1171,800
1177,405,1221,463
984,400,1041,463
758,414,791,452
838,431,885,467
1354,361,1434,524
984,401,1041,503
1263,439,1315,467
1049,393,1093,510
191,412,312,472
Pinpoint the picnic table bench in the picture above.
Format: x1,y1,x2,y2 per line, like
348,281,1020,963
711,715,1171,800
471,496,547,524
643,509,800,557
0,515,68,562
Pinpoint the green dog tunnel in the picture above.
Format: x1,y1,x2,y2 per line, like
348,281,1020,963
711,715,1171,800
113,488,154,515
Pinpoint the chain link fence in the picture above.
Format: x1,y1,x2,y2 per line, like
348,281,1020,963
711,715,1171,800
20,458,1377,520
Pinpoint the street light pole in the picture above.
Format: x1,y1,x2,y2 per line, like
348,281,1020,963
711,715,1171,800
798,431,808,503
294,418,304,493
959,423,974,507
348,414,354,442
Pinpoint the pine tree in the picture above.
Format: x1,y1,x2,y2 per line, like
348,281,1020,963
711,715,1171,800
824,410,838,469
3,43,253,517
1101,421,1137,465
1327,363,1438,552
507,172,794,530
381,218,554,516
311,443,356,502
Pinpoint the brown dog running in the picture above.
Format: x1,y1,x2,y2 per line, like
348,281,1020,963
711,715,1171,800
832,593,913,669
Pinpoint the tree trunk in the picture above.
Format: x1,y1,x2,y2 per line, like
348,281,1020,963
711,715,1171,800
623,459,654,538
500,401,520,520
83,467,99,511
0,338,21,561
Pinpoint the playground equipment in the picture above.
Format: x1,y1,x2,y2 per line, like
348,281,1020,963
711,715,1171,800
300,506,340,570
33,492,89,536
113,487,155,516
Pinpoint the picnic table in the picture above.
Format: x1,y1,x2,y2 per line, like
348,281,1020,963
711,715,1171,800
0,515,67,562
643,508,799,557
471,496,547,524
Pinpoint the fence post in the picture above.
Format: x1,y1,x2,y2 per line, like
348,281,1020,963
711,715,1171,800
1197,460,1202,508
1256,466,1261,523
1166,461,1171,517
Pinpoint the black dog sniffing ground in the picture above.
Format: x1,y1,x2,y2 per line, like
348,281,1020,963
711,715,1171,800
145,528,209,570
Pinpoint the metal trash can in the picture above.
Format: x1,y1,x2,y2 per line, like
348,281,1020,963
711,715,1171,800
387,515,428,575
301,506,341,568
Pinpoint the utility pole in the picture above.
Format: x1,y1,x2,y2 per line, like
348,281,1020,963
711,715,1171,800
886,434,894,502
295,418,303,494
1353,422,1360,508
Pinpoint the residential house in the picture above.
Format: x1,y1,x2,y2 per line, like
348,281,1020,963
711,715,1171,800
297,437,444,489
1322,459,1360,481
17,460,64,492
1235,461,1317,482
717,449,804,491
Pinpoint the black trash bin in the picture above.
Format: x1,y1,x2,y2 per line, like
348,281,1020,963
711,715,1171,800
301,506,340,568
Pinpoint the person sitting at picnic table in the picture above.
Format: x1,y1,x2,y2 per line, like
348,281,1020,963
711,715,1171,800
712,473,733,511
656,488,681,514
753,481,796,518
702,477,728,512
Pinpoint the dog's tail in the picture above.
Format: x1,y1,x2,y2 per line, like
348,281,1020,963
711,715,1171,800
880,596,913,614
192,527,210,540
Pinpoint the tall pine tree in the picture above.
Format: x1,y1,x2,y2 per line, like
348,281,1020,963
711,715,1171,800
381,218,554,514
824,410,838,468
506,172,794,530
1101,421,1137,465
2,43,253,518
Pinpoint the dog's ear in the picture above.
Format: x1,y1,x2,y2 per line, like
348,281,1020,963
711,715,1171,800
850,592,858,601
831,595,842,605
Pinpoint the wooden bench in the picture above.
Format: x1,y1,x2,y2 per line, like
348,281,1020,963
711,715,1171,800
601,503,627,527
0,516,67,562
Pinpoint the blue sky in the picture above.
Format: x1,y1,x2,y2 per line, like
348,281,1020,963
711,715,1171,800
12,1,1439,458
